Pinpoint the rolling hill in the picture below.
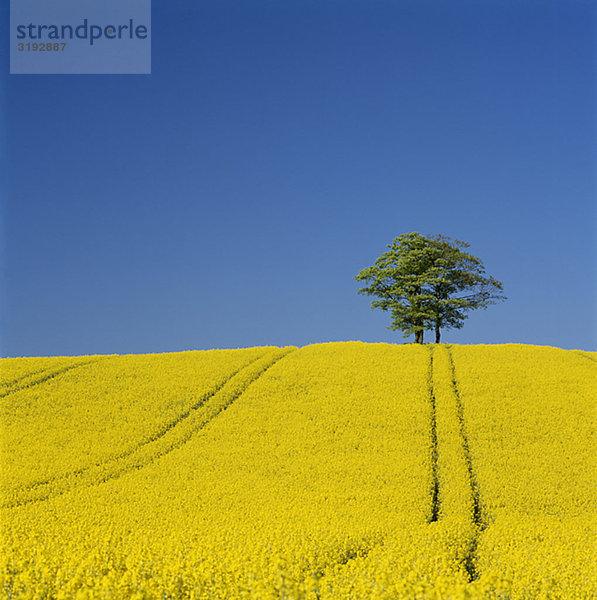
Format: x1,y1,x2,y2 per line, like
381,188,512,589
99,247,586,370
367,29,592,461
1,342,595,599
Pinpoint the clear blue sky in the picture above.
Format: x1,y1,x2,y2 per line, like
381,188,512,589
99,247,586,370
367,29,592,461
2,0,595,357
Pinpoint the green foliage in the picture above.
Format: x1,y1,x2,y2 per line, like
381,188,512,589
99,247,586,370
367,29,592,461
355,232,505,343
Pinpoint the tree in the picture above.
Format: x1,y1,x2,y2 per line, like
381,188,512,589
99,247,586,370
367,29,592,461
355,232,505,343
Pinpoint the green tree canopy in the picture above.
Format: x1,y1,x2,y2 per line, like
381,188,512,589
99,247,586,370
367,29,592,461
355,232,505,343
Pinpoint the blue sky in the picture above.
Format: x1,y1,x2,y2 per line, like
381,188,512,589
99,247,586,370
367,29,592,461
2,0,596,356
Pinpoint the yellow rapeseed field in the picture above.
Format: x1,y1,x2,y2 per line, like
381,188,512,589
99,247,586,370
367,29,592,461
1,342,595,599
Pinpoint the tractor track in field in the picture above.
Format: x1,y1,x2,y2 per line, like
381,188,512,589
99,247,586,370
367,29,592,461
426,348,440,523
16,352,268,493
1,365,62,390
445,345,484,582
445,347,484,528
576,351,597,363
4,348,295,509
0,359,103,400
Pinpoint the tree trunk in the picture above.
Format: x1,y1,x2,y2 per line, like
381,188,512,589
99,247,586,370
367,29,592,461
435,323,441,344
415,330,424,344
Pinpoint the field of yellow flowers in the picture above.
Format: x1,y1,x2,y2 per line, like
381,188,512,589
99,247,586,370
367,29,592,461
1,342,595,599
